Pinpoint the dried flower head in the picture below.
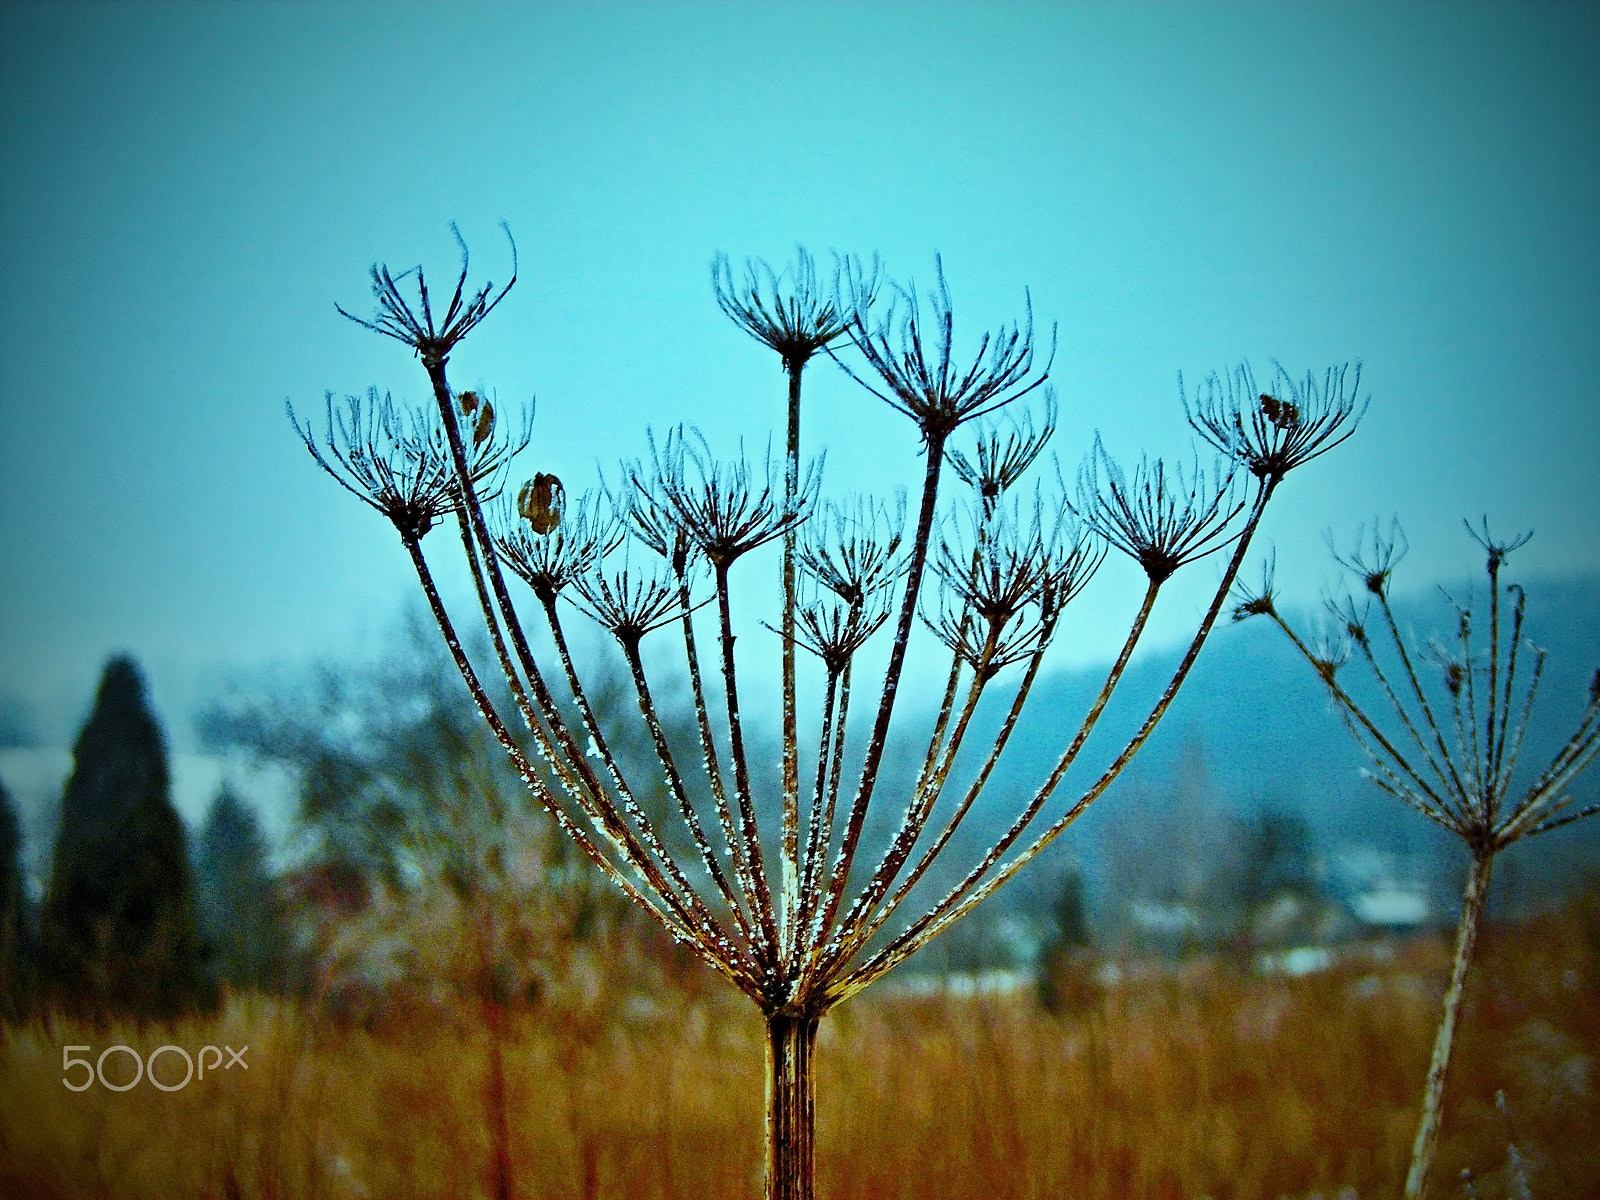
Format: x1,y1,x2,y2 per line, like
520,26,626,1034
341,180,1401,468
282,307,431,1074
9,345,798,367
791,581,893,674
495,488,624,602
1231,551,1279,621
1185,361,1366,484
1308,626,1350,684
923,493,1097,679
798,495,906,607
1331,518,1409,597
1072,437,1243,583
931,492,1063,624
641,427,820,568
571,554,686,645
922,596,1048,679
336,224,517,368
1464,515,1532,576
945,388,1058,510
1429,646,1466,697
835,255,1055,443
1324,592,1372,647
714,247,880,372
290,389,524,542
613,462,696,579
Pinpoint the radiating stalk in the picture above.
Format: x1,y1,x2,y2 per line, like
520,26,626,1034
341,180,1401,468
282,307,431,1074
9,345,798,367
816,432,948,943
780,358,804,961
619,635,756,952
715,561,779,955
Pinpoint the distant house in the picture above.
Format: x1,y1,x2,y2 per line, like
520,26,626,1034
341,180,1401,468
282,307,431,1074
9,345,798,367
1128,899,1201,940
1350,886,1432,931
1324,844,1435,935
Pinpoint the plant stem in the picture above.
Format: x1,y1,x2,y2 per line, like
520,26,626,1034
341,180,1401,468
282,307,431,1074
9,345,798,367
780,358,803,962
764,1009,821,1200
1404,848,1494,1200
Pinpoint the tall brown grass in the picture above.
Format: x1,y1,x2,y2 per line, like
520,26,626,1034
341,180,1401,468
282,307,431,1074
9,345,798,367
4,893,1595,1200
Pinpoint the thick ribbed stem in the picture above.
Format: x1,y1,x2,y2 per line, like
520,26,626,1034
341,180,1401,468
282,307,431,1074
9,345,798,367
1404,848,1494,1200
764,1009,821,1200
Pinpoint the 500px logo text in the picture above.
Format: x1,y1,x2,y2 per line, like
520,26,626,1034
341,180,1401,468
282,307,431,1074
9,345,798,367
62,1044,249,1091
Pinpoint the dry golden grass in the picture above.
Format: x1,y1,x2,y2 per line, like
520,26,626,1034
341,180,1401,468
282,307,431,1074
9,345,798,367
2,894,1596,1200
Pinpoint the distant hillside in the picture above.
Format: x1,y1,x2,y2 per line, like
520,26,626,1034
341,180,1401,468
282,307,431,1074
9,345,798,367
4,575,1593,928
936,573,1600,918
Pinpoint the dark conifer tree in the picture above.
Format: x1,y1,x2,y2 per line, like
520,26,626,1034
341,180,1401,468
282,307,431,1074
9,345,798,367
0,779,27,1019
39,656,214,1019
196,786,287,992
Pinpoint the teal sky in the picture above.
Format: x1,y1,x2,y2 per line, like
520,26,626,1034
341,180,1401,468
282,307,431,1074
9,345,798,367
2,1,1597,748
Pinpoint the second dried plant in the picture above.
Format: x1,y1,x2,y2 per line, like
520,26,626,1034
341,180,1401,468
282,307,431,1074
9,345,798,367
1235,520,1600,1199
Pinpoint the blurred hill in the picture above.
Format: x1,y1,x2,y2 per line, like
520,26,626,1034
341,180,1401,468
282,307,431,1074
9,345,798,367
957,572,1600,921
2,576,1595,927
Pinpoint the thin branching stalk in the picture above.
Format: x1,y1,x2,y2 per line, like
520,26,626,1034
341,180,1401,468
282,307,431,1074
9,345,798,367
618,634,758,956
1239,519,1600,1199
713,559,781,966
1405,849,1492,1200
399,533,680,941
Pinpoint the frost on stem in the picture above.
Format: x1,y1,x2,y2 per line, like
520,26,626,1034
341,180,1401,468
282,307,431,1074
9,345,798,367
297,227,1365,1200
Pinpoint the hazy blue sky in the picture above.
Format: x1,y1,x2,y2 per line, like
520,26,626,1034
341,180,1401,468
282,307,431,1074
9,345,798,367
2,1,1597,749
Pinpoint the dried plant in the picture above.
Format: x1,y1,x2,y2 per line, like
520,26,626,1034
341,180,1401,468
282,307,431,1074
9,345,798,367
297,230,1363,1200
1235,518,1600,1200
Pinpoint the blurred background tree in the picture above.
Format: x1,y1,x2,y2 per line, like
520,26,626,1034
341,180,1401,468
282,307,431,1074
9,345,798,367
1227,808,1322,955
195,784,289,994
0,779,29,1020
1034,860,1094,1014
37,655,213,1021
197,620,693,1023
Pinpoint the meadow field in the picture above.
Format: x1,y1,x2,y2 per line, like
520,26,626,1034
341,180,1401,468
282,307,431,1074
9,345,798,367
2,893,1595,1200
